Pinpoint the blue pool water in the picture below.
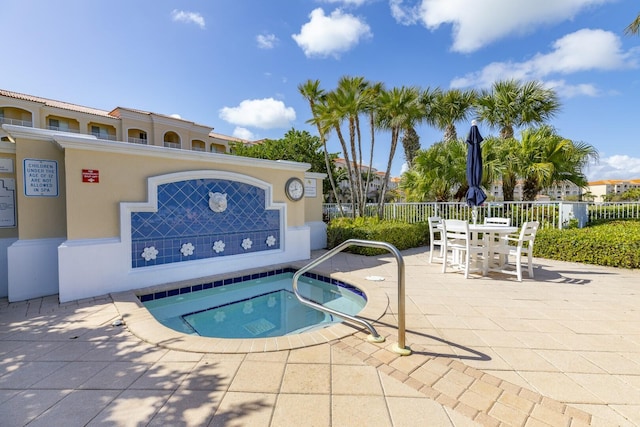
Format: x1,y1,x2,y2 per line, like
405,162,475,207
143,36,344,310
141,272,367,339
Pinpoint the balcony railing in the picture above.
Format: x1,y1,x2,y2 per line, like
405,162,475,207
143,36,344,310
128,137,148,145
47,126,80,134
164,142,180,149
191,147,206,152
91,133,118,141
0,117,33,127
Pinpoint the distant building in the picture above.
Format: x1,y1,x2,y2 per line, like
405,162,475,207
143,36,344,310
0,89,245,153
588,179,640,202
333,158,395,202
486,180,584,201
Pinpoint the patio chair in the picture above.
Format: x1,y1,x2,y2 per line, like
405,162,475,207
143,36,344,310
483,217,512,258
427,216,444,263
490,221,539,281
442,219,488,278
484,217,511,226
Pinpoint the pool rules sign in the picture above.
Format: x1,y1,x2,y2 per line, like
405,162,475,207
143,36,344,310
24,159,59,197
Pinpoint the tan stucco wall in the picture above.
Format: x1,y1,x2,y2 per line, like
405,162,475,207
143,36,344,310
14,137,67,239
304,175,326,223
62,144,308,240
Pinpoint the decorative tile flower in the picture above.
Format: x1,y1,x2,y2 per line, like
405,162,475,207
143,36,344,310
266,235,276,247
180,242,195,256
241,238,253,250
214,311,226,322
141,246,158,261
212,240,225,253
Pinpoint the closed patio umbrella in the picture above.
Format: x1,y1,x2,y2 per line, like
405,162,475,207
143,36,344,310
465,120,486,223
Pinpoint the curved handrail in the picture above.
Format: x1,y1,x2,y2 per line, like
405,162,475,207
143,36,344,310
292,239,410,355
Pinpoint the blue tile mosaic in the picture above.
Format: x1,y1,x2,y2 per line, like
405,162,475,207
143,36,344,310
138,269,367,303
131,179,281,268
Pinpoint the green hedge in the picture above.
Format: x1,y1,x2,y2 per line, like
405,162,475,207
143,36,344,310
534,220,640,269
327,217,430,256
328,217,640,269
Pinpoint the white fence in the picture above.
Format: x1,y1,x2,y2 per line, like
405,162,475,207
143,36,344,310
323,201,640,229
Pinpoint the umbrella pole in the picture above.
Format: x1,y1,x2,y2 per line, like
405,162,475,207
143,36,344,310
472,206,478,224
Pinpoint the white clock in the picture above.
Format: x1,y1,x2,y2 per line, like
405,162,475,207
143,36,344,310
285,177,304,201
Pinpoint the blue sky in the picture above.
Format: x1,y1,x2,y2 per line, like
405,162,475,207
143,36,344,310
2,0,639,181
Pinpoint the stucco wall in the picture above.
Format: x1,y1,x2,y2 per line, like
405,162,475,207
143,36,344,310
61,144,308,240
3,125,321,302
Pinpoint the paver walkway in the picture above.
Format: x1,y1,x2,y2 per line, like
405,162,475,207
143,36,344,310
1,248,639,426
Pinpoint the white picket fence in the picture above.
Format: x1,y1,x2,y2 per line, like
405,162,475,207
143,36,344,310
323,201,640,229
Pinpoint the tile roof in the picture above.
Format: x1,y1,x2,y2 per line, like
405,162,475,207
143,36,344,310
1,89,113,118
589,179,640,185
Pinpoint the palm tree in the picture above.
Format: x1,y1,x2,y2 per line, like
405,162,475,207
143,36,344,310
512,126,598,201
361,81,384,207
476,80,561,200
375,86,424,217
475,80,560,139
430,88,477,142
400,139,467,202
327,76,371,216
298,79,341,205
625,13,640,35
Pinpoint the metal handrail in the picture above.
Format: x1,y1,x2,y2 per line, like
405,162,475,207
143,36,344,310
292,239,410,355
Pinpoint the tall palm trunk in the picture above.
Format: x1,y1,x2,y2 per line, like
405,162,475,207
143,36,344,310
522,176,540,201
334,125,357,218
502,171,517,201
377,127,400,218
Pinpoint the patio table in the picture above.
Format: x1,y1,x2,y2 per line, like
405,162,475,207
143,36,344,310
437,223,518,275
469,224,518,272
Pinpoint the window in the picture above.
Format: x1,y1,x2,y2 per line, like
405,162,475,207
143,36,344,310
91,125,100,135
49,118,60,128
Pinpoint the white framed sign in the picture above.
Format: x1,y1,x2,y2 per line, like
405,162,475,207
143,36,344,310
304,178,317,198
0,158,13,173
24,158,59,197
0,178,16,227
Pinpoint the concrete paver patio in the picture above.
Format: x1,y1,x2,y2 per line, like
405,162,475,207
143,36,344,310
1,248,639,426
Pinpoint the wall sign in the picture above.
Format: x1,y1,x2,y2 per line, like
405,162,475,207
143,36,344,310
0,158,13,173
82,169,99,183
304,178,317,198
0,178,16,228
24,158,58,197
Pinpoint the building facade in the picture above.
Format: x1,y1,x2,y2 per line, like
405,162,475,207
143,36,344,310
588,179,640,202
0,89,326,303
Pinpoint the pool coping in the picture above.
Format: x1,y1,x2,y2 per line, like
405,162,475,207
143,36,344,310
111,264,390,353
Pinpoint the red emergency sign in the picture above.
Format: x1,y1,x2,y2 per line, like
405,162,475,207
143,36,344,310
82,169,99,183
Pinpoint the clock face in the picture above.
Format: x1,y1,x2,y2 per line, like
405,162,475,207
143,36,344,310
286,178,304,201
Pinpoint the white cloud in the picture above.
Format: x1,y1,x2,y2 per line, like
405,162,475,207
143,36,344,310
257,33,278,49
390,0,614,53
544,80,600,98
171,10,206,29
219,98,296,129
450,29,637,97
233,127,255,140
292,8,372,58
586,155,640,181
169,113,182,119
390,0,419,25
